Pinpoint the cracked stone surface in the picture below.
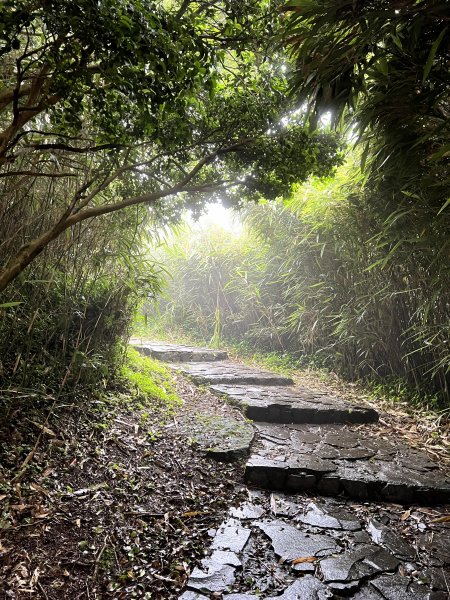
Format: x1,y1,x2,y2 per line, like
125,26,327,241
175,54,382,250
146,341,450,599
172,361,294,386
244,423,450,504
179,414,254,461
181,493,450,599
132,340,228,362
211,383,378,424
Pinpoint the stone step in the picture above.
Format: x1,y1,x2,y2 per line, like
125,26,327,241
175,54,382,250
180,492,450,599
245,423,450,504
132,341,228,362
172,361,294,386
210,384,378,425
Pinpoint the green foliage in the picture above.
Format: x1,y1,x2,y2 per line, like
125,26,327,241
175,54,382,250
121,347,181,416
145,159,450,403
284,0,450,183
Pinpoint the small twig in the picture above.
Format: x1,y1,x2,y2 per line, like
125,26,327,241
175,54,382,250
37,582,48,599
93,536,109,577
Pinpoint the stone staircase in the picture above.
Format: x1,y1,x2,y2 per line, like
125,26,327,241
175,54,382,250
133,341,450,599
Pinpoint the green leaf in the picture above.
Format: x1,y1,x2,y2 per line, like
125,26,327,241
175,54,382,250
437,196,450,215
422,27,447,84
0,301,22,308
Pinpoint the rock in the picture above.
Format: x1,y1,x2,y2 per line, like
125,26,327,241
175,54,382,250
266,576,333,599
223,595,260,600
298,501,362,531
370,573,449,599
180,414,254,461
174,362,294,386
244,423,450,504
132,341,228,362
419,531,450,565
210,384,378,424
187,549,242,594
319,544,400,583
368,519,415,560
230,501,265,520
188,563,236,594
179,591,209,599
256,520,339,561
211,519,251,553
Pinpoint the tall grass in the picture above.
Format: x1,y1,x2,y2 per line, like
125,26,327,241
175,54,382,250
145,160,450,403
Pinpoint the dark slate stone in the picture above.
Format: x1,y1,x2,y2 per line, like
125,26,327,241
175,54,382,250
370,574,449,600
211,519,251,553
229,501,265,520
179,414,254,461
319,544,400,583
351,586,385,600
298,501,362,531
187,548,242,594
188,563,236,594
210,383,378,425
368,519,416,560
286,473,317,492
132,341,228,362
419,531,450,565
245,455,288,489
244,423,450,504
174,362,294,386
266,576,333,599
256,520,339,561
423,567,450,591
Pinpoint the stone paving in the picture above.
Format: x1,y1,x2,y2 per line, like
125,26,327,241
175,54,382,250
245,423,450,504
132,342,450,599
131,340,228,362
211,384,378,424
172,361,294,386
179,492,450,599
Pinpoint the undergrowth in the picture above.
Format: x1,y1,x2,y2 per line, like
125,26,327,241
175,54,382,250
120,347,182,424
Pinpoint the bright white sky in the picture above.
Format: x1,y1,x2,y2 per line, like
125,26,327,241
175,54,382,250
186,201,243,235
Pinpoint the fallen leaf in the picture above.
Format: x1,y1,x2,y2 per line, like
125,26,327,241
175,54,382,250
30,482,49,496
292,556,316,565
400,509,411,521
29,420,56,437
181,510,206,518
430,515,450,523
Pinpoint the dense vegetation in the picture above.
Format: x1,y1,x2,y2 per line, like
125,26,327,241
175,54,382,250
0,0,340,394
139,1,450,403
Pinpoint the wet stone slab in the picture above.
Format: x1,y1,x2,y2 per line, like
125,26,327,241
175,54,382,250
211,383,378,424
244,423,450,504
181,493,450,599
132,341,228,362
173,361,294,386
179,414,254,461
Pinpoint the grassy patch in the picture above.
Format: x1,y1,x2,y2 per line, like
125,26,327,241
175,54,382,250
121,347,182,422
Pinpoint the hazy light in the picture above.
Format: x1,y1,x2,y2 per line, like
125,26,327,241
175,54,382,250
187,202,243,235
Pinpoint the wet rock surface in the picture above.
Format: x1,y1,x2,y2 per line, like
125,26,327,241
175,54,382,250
145,342,450,599
132,340,228,362
179,413,254,461
173,361,294,386
245,423,450,504
211,383,378,424
182,493,450,599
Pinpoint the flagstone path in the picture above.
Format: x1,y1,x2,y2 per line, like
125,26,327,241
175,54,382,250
133,341,450,599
